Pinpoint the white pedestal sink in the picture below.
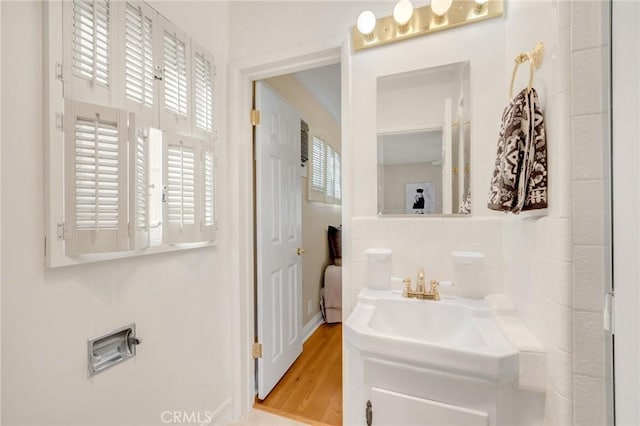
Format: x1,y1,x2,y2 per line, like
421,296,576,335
344,289,535,426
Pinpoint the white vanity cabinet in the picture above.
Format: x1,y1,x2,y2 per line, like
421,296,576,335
371,387,489,426
346,355,515,426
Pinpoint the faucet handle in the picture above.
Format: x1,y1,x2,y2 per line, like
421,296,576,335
430,279,441,301
402,278,413,297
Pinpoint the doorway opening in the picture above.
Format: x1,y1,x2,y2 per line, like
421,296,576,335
252,64,343,426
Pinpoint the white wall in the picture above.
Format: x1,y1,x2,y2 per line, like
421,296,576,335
1,2,232,425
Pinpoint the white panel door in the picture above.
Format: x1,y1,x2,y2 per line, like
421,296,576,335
255,81,303,400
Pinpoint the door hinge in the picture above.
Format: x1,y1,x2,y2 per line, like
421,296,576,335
366,400,373,426
251,109,261,126
55,62,64,81
56,223,66,240
56,113,64,131
252,342,263,359
604,290,615,334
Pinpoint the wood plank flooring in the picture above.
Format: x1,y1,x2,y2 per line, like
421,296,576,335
255,323,342,426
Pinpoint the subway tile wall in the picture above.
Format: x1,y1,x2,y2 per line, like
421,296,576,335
570,1,613,425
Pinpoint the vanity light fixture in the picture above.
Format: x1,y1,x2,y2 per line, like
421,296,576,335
393,0,414,33
357,10,377,41
353,0,504,51
473,0,490,14
431,0,453,24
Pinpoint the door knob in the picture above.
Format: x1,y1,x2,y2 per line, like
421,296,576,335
297,247,306,256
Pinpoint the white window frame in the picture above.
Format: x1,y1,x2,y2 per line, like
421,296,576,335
44,1,217,267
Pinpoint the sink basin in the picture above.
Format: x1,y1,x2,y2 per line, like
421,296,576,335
344,289,518,380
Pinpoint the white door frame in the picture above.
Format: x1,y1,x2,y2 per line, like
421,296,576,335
612,1,640,424
227,37,348,419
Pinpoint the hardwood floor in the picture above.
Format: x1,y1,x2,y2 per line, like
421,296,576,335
255,323,342,426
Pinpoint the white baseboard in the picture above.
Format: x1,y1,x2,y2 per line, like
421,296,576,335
303,312,324,342
210,398,232,425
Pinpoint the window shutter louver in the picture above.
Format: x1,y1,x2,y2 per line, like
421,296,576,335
326,145,335,200
163,133,203,244
311,136,326,192
129,127,150,250
334,152,342,201
72,0,110,86
163,30,188,117
193,50,214,133
64,0,113,105
124,2,154,108
203,149,215,241
64,100,130,255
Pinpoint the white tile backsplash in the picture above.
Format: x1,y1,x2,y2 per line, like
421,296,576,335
573,310,606,378
571,47,609,116
574,375,607,426
351,217,505,299
571,0,608,51
547,344,574,399
550,218,573,262
572,114,607,181
544,386,574,426
573,245,606,312
573,180,605,246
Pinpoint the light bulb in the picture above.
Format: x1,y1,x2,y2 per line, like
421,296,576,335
393,0,414,26
356,10,377,36
431,0,453,17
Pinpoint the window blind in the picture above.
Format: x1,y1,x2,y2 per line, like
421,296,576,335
334,152,341,200
204,151,214,227
163,133,204,244
74,116,119,231
127,127,150,250
124,2,154,108
311,136,325,192
64,100,129,256
193,51,213,133
167,143,196,228
326,145,335,199
163,30,188,117
72,0,110,86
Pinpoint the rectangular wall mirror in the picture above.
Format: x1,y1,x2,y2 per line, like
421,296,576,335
377,61,471,216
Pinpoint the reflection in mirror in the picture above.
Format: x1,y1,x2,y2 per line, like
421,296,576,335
377,61,471,215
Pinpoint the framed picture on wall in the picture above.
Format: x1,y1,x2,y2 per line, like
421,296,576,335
406,182,435,214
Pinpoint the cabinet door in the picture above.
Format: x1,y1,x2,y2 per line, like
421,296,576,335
371,387,489,426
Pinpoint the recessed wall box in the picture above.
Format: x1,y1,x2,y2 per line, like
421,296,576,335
87,323,141,377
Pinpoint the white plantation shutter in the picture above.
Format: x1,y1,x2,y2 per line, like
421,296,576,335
326,145,335,199
203,149,215,241
64,100,130,255
163,32,187,116
63,0,114,105
192,46,214,135
159,19,191,134
334,152,341,201
163,133,203,244
129,128,150,249
122,1,157,126
311,136,326,193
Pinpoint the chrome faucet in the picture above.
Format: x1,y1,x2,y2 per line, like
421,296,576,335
402,269,442,301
